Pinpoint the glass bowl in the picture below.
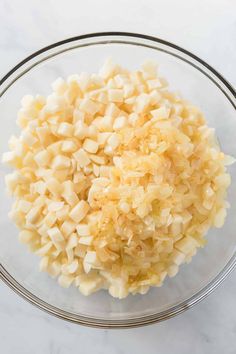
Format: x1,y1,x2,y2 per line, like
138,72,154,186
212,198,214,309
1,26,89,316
0,32,235,328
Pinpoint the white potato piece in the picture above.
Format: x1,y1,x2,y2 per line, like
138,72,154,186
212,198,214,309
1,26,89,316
34,150,51,167
73,148,90,167
76,224,90,236
78,236,93,246
57,122,74,137
51,155,71,170
83,139,99,154
48,227,64,243
79,277,103,296
69,200,90,223
19,230,36,244
58,274,74,288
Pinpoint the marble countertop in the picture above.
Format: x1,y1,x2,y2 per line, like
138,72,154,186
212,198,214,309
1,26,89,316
0,0,235,353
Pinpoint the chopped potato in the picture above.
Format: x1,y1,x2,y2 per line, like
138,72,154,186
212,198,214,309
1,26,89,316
2,59,234,298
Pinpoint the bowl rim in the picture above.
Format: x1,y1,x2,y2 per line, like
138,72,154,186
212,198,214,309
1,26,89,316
0,31,235,328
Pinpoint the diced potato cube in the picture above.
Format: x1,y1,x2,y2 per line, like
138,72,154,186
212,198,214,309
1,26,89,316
32,181,47,195
108,89,123,102
61,140,77,152
48,201,64,212
26,206,42,224
2,151,17,165
47,177,62,196
43,211,57,227
76,224,90,236
99,58,118,79
97,132,111,146
113,116,127,130
83,251,97,273
21,130,37,146
58,274,74,288
151,106,170,120
79,277,103,296
48,227,64,243
107,133,120,149
47,141,62,155
105,103,120,118
67,233,78,249
57,122,74,137
51,155,70,170
79,236,93,245
35,242,53,256
167,264,179,277
19,230,36,243
80,98,100,115
89,154,106,165
63,191,79,206
213,208,227,228
74,121,88,139
69,200,89,223
175,236,198,254
170,249,186,266
39,256,49,272
48,261,62,277
34,149,51,167
73,149,90,167
16,199,31,214
61,220,77,237
83,139,99,154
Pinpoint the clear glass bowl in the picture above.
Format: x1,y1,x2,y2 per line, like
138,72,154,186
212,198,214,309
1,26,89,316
0,32,235,328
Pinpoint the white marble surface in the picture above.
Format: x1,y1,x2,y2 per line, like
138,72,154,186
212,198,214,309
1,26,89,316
0,0,235,353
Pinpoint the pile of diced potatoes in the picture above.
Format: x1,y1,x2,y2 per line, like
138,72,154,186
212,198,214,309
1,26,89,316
2,59,234,298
